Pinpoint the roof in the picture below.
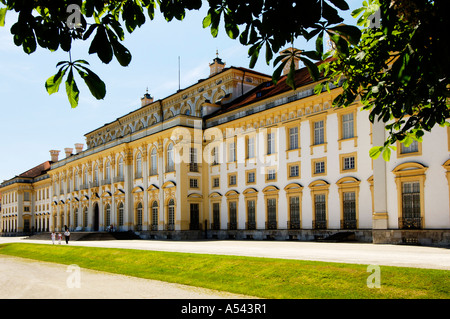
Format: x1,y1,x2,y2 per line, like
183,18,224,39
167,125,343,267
83,66,271,137
18,161,52,179
205,59,333,119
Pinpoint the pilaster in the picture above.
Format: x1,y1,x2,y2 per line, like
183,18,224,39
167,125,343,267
372,119,389,229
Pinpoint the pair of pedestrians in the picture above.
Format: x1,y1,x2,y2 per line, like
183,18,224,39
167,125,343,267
51,230,70,244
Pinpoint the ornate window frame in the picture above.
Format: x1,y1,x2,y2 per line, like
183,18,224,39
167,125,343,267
392,162,428,229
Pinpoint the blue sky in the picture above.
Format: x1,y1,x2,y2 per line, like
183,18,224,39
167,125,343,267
0,1,361,183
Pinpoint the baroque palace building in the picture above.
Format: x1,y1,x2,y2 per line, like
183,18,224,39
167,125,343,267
1,53,450,245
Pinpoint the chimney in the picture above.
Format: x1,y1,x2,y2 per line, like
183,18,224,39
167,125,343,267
280,47,301,76
50,150,60,162
141,88,154,107
74,143,84,154
64,148,73,158
209,50,225,76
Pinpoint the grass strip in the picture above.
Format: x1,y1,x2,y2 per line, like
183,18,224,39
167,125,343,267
0,243,449,299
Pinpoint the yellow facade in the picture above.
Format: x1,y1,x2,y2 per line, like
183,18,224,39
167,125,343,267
1,55,449,245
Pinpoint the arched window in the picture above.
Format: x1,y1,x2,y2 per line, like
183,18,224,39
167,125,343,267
74,208,78,228
84,168,88,188
105,204,111,227
83,207,88,228
118,157,124,179
75,172,79,190
94,164,99,186
185,108,191,116
150,148,157,176
151,201,158,230
105,161,110,182
136,153,142,178
167,143,174,172
136,202,143,230
168,199,175,230
118,202,124,226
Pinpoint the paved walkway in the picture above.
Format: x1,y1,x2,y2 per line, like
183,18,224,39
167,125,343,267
0,237,449,299
2,236,450,270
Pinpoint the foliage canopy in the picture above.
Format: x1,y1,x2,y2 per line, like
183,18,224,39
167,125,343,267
0,0,448,159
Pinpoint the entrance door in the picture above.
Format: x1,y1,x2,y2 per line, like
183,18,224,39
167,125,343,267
190,203,199,230
93,203,99,231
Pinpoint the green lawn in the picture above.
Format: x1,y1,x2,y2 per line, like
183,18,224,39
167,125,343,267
0,243,448,299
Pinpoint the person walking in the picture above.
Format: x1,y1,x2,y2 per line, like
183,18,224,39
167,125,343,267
64,229,70,244
57,232,62,244
51,231,56,245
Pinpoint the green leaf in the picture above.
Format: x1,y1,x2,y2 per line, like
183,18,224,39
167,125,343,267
89,25,113,64
314,83,324,95
209,9,221,38
382,147,391,161
45,66,68,95
248,43,261,69
0,7,7,27
272,59,288,85
265,41,273,65
106,28,132,66
74,65,106,100
369,146,382,159
202,13,212,28
329,25,361,45
286,58,297,90
65,68,80,108
224,11,239,39
300,57,320,81
328,0,350,10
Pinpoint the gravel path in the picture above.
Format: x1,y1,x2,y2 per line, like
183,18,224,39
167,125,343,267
1,236,449,299
0,255,252,299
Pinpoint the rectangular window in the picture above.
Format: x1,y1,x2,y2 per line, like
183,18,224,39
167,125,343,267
289,127,298,150
315,161,325,174
229,142,236,162
189,148,198,172
314,194,326,229
267,168,276,181
24,192,30,201
267,132,275,155
343,156,355,170
151,153,158,176
229,201,237,230
212,146,219,165
247,137,255,159
212,177,219,188
189,179,198,188
401,181,421,229
212,203,220,230
229,174,237,186
314,120,324,145
342,192,356,229
401,140,419,154
247,200,256,230
289,196,300,229
402,182,421,218
247,172,255,183
342,113,354,139
266,198,277,229
289,165,299,177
